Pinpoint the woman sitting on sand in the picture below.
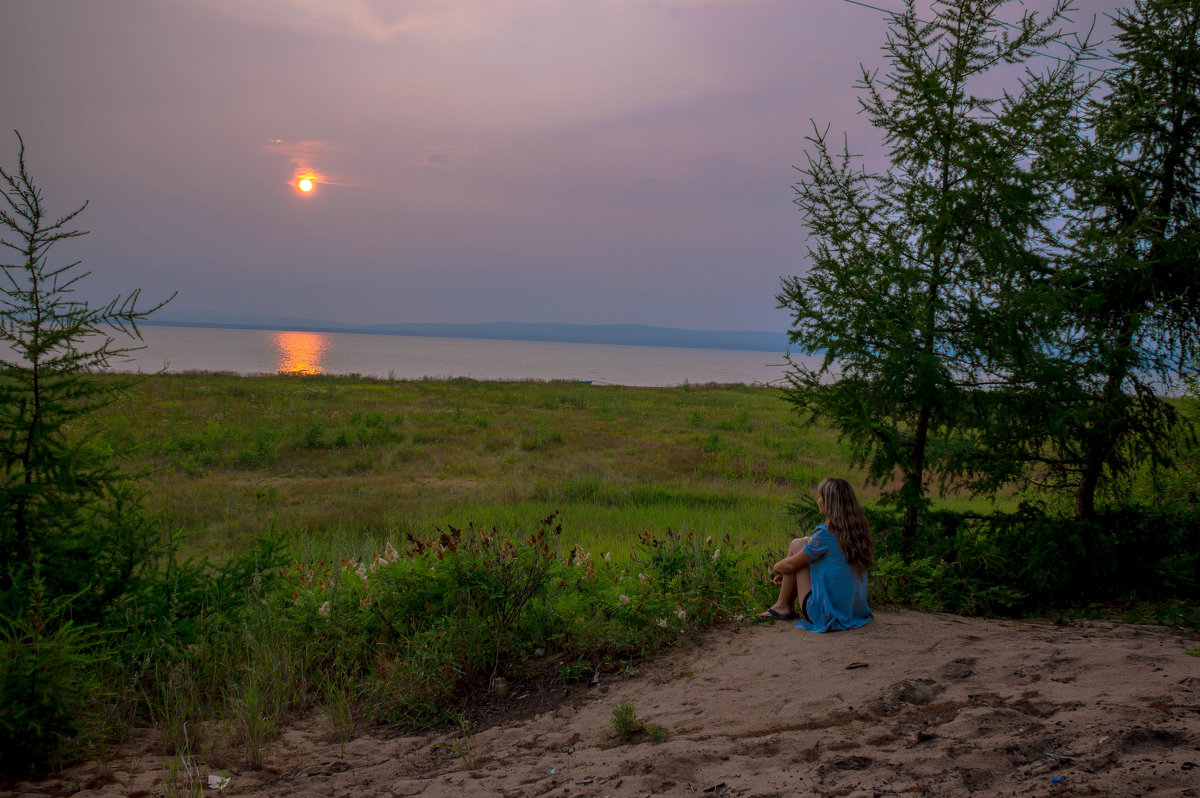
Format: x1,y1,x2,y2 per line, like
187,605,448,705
759,477,873,632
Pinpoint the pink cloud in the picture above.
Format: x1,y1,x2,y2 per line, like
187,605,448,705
264,138,364,187
193,0,780,43
194,0,542,43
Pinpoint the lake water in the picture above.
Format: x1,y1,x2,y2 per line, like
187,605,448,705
108,325,810,387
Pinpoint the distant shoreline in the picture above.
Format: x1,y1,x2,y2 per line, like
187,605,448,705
142,319,793,354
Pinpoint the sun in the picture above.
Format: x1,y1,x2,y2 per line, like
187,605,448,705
291,168,325,194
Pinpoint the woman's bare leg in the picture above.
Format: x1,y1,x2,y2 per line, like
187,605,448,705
793,555,812,616
763,537,812,617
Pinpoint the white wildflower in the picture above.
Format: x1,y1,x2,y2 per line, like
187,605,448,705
374,555,388,569
705,536,712,546
603,552,611,562
712,548,720,562
619,594,631,604
384,541,399,563
676,609,687,621
355,562,368,581
318,601,331,618
568,543,592,567
638,573,648,583
657,618,669,628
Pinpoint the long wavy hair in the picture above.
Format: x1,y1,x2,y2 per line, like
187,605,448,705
817,477,874,576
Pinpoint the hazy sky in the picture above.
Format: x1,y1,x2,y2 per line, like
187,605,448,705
1,0,1123,332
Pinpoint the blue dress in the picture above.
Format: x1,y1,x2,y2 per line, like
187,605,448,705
794,523,872,632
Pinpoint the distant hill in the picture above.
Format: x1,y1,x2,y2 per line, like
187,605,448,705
146,314,792,353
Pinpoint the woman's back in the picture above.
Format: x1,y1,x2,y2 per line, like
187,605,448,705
796,523,871,632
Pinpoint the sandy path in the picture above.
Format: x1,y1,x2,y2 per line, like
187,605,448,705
12,610,1200,797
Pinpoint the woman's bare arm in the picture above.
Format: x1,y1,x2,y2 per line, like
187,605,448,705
773,547,812,575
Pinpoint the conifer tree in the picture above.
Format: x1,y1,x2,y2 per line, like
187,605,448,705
777,0,1091,548
1022,0,1200,517
0,131,170,617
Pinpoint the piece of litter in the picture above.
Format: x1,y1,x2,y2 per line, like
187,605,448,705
576,778,594,785
550,768,558,775
208,773,231,791
846,662,869,670
1052,776,1064,784
1099,735,1110,744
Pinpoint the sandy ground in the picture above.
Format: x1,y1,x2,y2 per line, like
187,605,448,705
8,610,1200,798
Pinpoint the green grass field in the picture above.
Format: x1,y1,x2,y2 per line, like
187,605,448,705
76,371,1197,626
93,372,1199,563
95,373,867,561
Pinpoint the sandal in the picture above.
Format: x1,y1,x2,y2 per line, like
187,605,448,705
759,608,799,621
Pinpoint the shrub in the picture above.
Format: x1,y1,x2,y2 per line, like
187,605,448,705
0,589,104,777
869,504,1200,615
268,515,764,729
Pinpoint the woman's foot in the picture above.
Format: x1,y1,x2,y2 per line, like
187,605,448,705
759,607,798,621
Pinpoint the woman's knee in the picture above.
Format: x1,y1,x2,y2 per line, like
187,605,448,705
788,536,810,555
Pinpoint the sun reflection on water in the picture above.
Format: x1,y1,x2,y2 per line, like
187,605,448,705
274,331,329,375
